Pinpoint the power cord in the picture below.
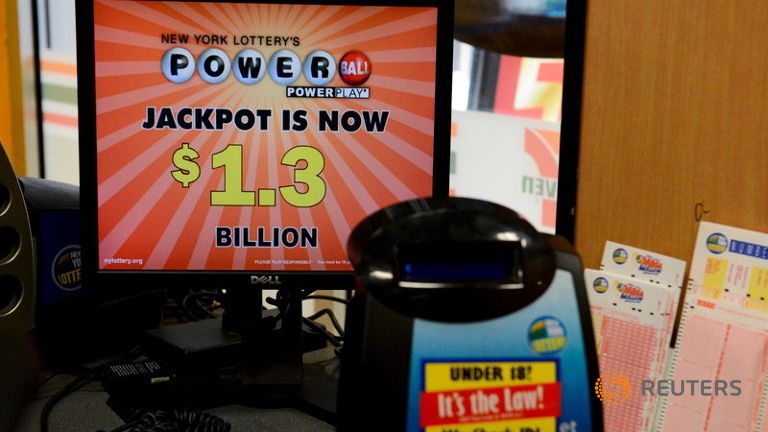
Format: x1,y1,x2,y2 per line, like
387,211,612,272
101,408,230,432
306,308,345,337
264,288,349,353
302,318,343,348
181,290,219,321
162,289,222,323
40,376,91,432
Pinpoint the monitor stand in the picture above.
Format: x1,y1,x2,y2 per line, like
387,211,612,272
298,352,340,424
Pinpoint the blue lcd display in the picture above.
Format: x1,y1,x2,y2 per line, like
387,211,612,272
403,262,511,281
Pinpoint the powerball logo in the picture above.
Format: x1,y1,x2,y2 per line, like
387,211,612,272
634,253,662,275
616,282,644,303
162,46,372,99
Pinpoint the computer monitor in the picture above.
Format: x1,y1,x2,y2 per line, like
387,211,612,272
76,0,453,294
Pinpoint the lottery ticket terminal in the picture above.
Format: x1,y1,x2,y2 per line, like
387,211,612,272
339,197,603,432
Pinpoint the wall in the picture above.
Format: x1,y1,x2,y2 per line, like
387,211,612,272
36,0,79,185
1,0,40,177
0,0,25,173
575,0,768,269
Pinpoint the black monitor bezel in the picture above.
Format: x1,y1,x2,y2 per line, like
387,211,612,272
556,0,587,243
76,0,453,292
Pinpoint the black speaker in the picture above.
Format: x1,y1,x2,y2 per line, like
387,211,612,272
16,168,161,363
0,146,35,337
0,142,39,429
17,175,84,358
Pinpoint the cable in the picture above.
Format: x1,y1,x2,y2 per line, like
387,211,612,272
172,408,230,432
40,346,143,432
160,289,223,323
40,376,90,432
306,308,345,337
104,408,231,432
181,291,217,321
302,318,343,348
266,288,349,311
265,289,348,351
162,291,194,323
300,288,317,299
264,288,304,328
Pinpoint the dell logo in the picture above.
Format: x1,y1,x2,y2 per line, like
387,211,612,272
250,275,282,286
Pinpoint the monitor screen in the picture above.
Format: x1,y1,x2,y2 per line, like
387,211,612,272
78,0,452,285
